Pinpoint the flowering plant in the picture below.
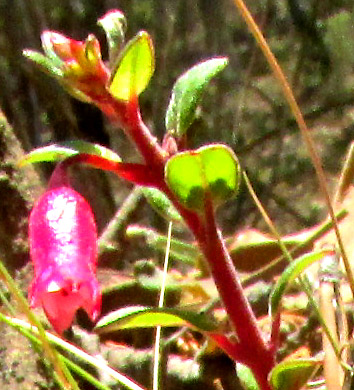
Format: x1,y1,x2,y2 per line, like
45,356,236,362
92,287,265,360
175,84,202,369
21,8,342,390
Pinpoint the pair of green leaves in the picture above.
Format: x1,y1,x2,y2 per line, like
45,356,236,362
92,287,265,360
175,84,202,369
165,144,240,212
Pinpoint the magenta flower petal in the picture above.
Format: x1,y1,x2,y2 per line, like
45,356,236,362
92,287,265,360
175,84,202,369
29,186,101,334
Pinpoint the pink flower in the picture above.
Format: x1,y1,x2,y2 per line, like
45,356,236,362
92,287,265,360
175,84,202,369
29,186,101,335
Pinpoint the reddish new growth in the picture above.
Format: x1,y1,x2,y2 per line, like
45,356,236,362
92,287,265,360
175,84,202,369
29,186,101,335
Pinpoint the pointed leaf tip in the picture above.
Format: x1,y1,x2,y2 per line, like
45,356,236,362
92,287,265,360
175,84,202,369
20,140,121,166
95,306,218,333
166,57,228,137
270,250,334,318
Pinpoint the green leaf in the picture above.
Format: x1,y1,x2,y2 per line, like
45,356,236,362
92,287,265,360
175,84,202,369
23,49,92,102
165,144,240,212
95,306,218,334
142,187,182,222
270,250,334,318
269,358,321,390
98,10,127,68
20,140,121,166
109,31,154,101
23,50,63,78
165,57,228,137
236,363,260,390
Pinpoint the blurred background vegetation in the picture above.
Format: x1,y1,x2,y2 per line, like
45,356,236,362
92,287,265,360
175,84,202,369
0,0,353,263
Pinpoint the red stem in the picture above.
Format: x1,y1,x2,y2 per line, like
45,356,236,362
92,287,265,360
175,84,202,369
97,91,276,388
201,195,274,386
98,96,167,169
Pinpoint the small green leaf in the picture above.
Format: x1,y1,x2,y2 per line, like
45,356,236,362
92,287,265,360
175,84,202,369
98,10,127,68
142,187,182,222
20,140,121,166
165,57,228,137
109,31,154,101
165,144,240,212
95,306,218,334
23,49,92,102
270,250,334,318
269,358,321,390
236,363,260,390
23,50,63,78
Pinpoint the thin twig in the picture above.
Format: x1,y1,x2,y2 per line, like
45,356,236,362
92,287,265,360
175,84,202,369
98,186,144,255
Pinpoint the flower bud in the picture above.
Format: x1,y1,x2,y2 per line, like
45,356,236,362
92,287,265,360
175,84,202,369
41,31,80,61
39,31,110,101
29,186,101,335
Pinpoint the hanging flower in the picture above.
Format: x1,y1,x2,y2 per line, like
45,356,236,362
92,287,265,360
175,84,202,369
29,186,101,335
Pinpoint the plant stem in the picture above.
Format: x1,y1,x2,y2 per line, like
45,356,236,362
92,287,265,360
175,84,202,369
163,185,275,387
98,186,144,255
334,141,354,204
98,97,167,169
98,86,275,389
201,195,274,388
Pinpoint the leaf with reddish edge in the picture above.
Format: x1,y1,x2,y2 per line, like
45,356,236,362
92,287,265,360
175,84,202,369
29,186,101,335
98,9,127,68
20,140,122,166
20,141,162,187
